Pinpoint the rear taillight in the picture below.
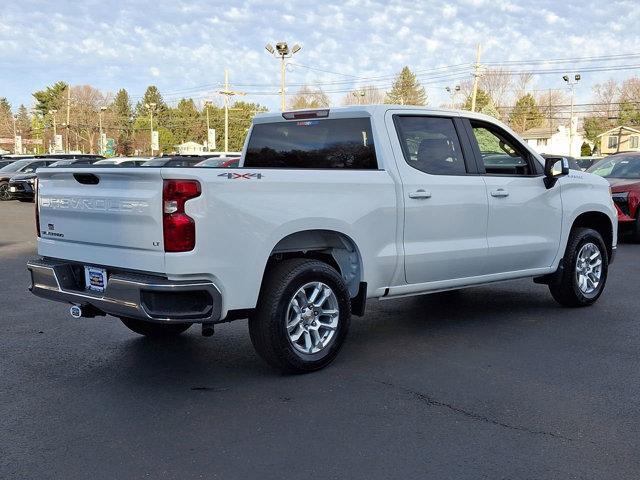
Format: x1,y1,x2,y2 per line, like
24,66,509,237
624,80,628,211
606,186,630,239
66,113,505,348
35,178,40,238
163,179,201,252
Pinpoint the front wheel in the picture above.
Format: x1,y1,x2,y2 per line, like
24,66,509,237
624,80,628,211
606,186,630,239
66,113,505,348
120,317,192,337
249,259,351,373
0,182,11,201
549,227,608,307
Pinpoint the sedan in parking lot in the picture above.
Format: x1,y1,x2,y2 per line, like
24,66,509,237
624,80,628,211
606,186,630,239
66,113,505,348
588,152,640,240
195,156,240,168
0,158,56,200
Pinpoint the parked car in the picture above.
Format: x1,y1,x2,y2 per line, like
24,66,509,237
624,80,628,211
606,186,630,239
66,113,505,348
195,157,240,168
28,106,616,373
142,156,208,167
94,157,150,167
541,154,581,171
577,156,603,171
0,158,54,200
8,157,103,202
587,152,640,240
0,159,17,169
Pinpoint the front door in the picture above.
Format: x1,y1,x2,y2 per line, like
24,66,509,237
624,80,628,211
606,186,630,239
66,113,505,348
465,119,563,274
388,113,489,285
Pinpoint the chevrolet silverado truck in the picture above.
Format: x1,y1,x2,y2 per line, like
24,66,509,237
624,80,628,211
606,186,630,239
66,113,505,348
28,106,617,372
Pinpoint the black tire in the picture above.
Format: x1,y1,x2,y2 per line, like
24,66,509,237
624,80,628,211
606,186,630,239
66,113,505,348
249,259,351,373
631,209,640,243
120,317,192,337
549,227,608,307
0,182,11,201
18,198,34,203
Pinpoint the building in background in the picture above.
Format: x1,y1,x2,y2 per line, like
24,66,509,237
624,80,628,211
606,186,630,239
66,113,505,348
522,123,586,157
596,126,640,155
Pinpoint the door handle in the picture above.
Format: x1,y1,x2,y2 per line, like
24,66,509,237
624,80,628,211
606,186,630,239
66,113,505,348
490,188,509,198
408,189,432,199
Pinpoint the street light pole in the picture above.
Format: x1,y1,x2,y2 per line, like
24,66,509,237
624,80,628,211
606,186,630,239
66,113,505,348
204,101,211,151
49,109,58,153
145,102,156,155
98,106,107,155
563,74,581,157
265,42,302,111
12,115,18,154
445,85,461,109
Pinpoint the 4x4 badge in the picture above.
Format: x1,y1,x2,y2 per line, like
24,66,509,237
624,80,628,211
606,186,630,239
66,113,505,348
218,172,264,180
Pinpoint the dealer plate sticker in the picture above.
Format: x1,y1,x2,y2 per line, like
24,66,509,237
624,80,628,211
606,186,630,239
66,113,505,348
84,266,107,292
9,187,16,192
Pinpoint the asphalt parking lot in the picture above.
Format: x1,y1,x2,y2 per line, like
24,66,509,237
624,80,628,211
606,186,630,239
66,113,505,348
1,200,639,480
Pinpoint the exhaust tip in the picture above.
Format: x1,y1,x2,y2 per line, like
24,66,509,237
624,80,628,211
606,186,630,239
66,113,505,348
70,305,82,318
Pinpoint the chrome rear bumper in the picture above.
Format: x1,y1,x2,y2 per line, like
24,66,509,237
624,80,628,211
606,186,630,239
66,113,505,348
27,258,222,323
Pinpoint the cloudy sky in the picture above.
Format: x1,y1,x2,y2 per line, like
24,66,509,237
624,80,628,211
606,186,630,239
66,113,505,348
1,0,639,111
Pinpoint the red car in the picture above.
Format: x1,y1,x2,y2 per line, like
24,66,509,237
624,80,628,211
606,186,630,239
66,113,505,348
587,152,640,240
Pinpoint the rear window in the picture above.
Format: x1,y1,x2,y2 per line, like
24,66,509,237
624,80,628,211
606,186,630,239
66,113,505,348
244,117,377,169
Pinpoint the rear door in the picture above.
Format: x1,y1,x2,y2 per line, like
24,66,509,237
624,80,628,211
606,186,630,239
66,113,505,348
463,119,563,274
387,112,489,284
37,167,166,272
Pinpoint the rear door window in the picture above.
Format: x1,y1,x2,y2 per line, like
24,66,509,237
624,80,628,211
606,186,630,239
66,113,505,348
394,116,467,175
244,117,377,169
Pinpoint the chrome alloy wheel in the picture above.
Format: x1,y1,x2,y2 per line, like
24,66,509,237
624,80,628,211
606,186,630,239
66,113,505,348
286,282,339,355
575,242,603,295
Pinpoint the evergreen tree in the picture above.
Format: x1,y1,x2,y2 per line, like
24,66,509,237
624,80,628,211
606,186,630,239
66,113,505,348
509,94,543,133
32,81,68,116
462,88,492,112
111,89,134,155
619,100,640,126
170,98,203,143
16,105,31,138
134,86,168,118
385,67,427,106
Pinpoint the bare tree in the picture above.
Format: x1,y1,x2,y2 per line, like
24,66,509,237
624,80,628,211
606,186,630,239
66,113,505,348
68,85,111,153
534,89,570,128
514,72,534,99
592,79,620,121
289,86,330,110
341,85,385,105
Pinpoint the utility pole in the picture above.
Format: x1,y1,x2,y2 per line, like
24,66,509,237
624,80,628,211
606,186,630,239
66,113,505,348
563,74,581,156
265,42,302,111
145,102,156,155
66,85,71,153
470,43,482,112
218,69,245,153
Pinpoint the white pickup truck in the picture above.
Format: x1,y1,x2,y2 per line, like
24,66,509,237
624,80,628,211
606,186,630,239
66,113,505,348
28,106,617,372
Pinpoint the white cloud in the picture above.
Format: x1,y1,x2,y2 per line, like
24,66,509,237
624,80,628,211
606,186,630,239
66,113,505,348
149,67,160,77
442,4,457,18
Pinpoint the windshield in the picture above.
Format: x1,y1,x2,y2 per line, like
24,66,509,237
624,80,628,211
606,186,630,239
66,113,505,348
0,159,33,173
142,159,167,167
587,155,640,179
48,160,74,167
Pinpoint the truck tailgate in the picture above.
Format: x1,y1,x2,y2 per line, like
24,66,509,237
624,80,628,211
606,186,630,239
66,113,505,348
36,168,165,273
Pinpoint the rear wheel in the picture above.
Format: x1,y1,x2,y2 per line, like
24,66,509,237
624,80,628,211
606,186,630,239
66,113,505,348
18,198,33,203
120,317,192,337
249,259,351,373
0,182,11,201
549,227,608,307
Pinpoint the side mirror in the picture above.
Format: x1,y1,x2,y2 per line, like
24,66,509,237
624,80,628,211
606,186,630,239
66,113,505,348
543,156,569,189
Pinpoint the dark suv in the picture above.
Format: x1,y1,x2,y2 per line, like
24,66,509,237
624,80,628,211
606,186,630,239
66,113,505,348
7,155,103,202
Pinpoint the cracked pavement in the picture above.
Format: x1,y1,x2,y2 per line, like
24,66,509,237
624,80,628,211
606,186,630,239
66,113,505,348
2,201,639,479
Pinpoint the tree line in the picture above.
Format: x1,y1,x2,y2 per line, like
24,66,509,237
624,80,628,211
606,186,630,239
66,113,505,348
1,66,639,156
